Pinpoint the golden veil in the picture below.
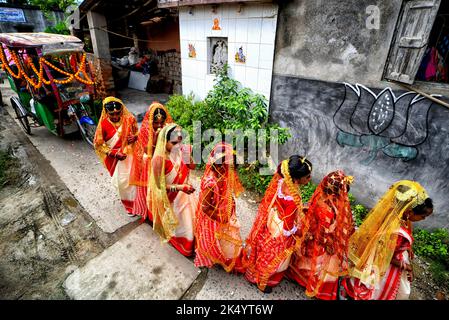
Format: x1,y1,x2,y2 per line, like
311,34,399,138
147,123,179,242
347,180,428,286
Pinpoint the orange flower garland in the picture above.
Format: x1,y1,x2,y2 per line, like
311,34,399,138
73,53,94,85
41,57,74,85
27,57,50,86
11,51,41,89
0,47,21,79
0,47,95,88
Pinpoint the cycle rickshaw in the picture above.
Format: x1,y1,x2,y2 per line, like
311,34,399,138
0,32,101,146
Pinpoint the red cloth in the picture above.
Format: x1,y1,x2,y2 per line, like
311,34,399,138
100,118,122,176
243,176,303,290
342,226,412,300
194,173,244,273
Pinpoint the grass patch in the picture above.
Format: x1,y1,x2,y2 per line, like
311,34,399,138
429,260,449,286
413,227,449,287
0,149,21,189
238,165,273,196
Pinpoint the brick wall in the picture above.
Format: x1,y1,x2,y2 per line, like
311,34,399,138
156,50,182,94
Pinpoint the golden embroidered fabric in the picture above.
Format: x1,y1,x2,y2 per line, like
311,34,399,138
147,123,179,242
347,180,428,286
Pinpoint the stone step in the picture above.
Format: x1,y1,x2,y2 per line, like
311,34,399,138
64,223,200,300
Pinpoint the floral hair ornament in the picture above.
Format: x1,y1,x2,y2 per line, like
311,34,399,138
394,181,428,208
300,156,312,172
343,175,354,185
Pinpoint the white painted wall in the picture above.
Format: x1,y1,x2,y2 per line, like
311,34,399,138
179,3,278,105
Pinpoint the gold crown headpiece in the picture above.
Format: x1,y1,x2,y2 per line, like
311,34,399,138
154,108,163,121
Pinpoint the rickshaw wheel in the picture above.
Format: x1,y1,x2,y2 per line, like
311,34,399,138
10,97,31,135
78,121,96,147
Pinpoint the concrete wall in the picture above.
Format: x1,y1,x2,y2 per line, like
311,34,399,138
270,76,449,230
274,0,402,88
179,2,278,101
0,6,64,33
271,0,449,229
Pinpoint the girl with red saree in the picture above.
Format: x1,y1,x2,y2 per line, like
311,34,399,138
148,124,197,257
129,102,173,221
287,170,355,300
194,142,245,273
341,180,433,300
243,155,312,293
94,97,138,214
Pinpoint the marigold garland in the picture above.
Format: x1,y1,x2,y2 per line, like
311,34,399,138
0,47,21,79
0,47,95,88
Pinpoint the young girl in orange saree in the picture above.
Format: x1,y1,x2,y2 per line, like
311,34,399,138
94,97,138,215
148,123,197,256
129,102,173,222
194,142,245,273
287,170,355,300
243,155,312,292
341,180,433,300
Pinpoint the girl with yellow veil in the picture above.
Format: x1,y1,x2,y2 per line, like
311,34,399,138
147,123,197,256
129,102,173,221
94,97,138,215
341,180,433,300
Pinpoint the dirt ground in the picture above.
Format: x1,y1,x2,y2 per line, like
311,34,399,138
410,256,448,300
0,106,117,299
0,104,447,300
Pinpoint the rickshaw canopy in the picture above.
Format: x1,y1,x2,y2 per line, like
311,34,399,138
0,33,84,55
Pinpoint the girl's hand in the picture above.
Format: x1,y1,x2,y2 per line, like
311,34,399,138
180,184,195,194
127,134,138,144
115,152,127,161
325,244,335,255
407,268,414,282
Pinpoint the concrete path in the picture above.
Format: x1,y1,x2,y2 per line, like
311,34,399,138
15,123,136,233
194,267,308,300
118,88,170,122
1,83,308,300
64,223,200,300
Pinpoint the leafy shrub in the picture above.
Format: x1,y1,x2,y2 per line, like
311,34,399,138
348,192,356,205
165,93,199,136
300,182,317,204
166,64,290,194
44,21,70,35
413,228,449,287
238,165,273,196
413,228,449,264
353,204,368,227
